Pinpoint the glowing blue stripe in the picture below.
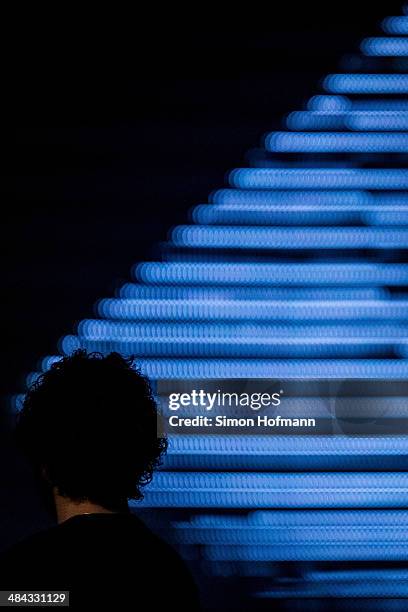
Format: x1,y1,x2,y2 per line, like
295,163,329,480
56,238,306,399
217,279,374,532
347,111,408,130
119,284,385,301
192,205,362,225
172,526,408,545
307,95,351,111
212,189,370,205
140,472,408,509
27,359,408,380
229,168,408,189
362,37,408,56
136,262,408,285
97,298,408,320
364,210,408,225
352,99,408,110
383,16,408,34
288,111,408,131
256,582,408,597
286,111,346,130
203,510,408,528
172,226,408,249
266,131,408,153
308,569,408,582
167,436,408,456
324,74,408,94
206,544,408,562
64,339,401,358
79,320,405,339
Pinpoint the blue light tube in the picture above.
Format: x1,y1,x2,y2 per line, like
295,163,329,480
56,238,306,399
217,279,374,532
172,225,408,250
324,74,408,94
211,189,370,205
266,131,408,153
229,168,408,189
206,544,408,562
80,320,406,339
382,16,408,34
361,37,408,56
136,262,408,285
119,284,385,301
96,298,408,320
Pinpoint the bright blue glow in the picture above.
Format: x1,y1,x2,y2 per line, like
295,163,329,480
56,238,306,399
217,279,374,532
34,360,408,379
136,262,408,285
172,225,408,249
266,131,408,153
324,74,408,94
140,472,408,508
308,569,408,582
167,436,408,456
63,338,403,358
256,582,408,597
363,210,408,225
173,526,408,545
352,99,408,110
346,112,408,131
212,189,371,205
307,95,351,111
382,16,408,34
192,204,361,225
119,283,385,300
288,111,408,131
79,321,406,340
361,37,408,56
229,168,408,189
286,111,346,130
97,297,408,320
209,544,408,562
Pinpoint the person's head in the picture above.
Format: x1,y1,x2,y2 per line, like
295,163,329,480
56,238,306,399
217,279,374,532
15,350,167,512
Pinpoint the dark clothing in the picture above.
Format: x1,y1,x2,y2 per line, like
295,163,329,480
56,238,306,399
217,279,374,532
0,513,200,609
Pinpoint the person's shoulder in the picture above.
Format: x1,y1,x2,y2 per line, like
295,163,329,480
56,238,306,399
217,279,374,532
1,525,61,562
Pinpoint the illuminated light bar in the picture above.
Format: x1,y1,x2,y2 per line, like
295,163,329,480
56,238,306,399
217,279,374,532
119,284,385,301
363,210,408,225
171,225,408,249
256,582,408,597
252,509,408,527
382,16,408,34
347,112,408,131
61,338,401,359
79,320,405,340
286,111,346,131
352,99,408,111
307,95,351,111
211,189,370,205
141,472,408,508
324,74,408,94
172,526,408,545
136,262,408,285
362,37,408,56
266,131,408,153
308,569,408,582
192,205,361,226
288,111,408,132
167,436,408,456
229,168,408,189
30,359,408,380
97,298,408,320
209,543,408,562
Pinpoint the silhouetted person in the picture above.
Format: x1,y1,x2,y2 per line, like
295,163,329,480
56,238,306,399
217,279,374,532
0,351,200,609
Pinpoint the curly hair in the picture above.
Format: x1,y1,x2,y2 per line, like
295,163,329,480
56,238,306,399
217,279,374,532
15,350,167,508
